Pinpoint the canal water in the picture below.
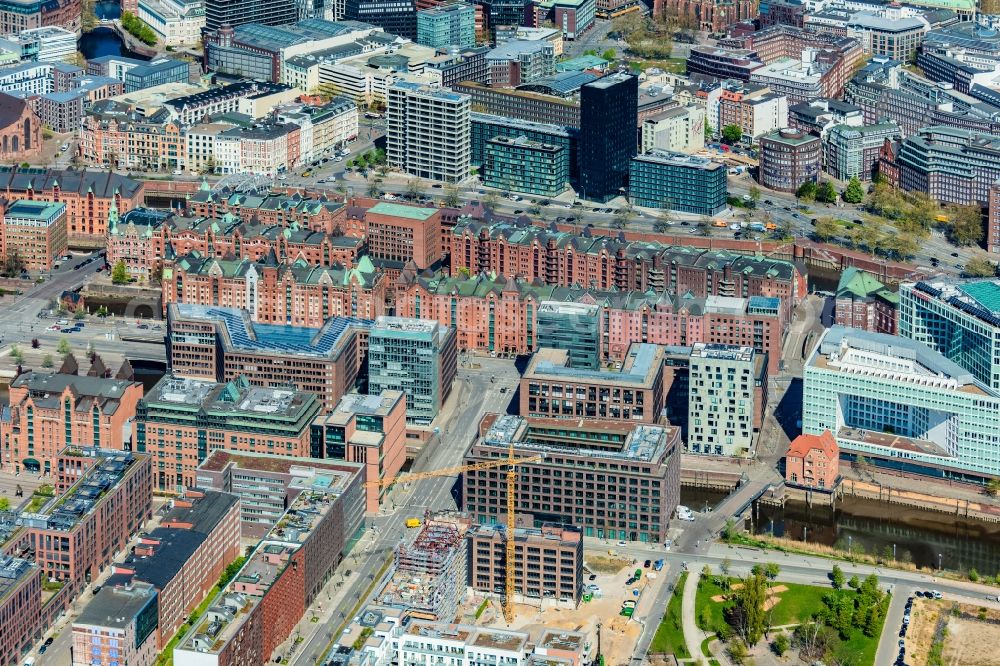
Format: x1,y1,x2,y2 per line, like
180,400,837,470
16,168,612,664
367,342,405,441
682,487,1000,574
78,2,150,61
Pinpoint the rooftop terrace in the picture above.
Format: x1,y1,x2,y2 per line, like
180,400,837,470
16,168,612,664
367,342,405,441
176,487,349,656
526,343,663,386
18,449,140,533
482,415,673,463
171,304,370,358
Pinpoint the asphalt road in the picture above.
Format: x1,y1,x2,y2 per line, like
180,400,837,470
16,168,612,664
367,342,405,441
289,356,521,665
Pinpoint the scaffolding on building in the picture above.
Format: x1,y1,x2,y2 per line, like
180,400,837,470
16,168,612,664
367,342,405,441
380,520,468,621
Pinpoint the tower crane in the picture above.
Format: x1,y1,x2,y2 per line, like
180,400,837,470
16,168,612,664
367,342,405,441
365,443,542,623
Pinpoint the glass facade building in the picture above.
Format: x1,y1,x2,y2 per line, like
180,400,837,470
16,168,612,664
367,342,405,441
898,280,1000,391
205,0,296,31
535,301,600,369
367,316,457,424
482,135,569,196
578,72,637,202
803,326,1000,480
344,0,417,39
416,2,475,48
470,111,576,176
628,150,727,215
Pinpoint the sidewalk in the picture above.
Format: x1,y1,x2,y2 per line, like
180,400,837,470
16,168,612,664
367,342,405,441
681,569,709,665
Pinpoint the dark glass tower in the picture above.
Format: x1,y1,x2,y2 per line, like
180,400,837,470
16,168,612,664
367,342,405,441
205,0,298,30
578,73,638,203
344,0,417,38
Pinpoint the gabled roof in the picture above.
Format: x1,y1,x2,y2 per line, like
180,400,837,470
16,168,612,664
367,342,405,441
787,430,838,459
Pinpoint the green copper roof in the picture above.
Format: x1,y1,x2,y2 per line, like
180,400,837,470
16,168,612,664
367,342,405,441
837,266,899,304
958,280,1000,314
367,202,438,220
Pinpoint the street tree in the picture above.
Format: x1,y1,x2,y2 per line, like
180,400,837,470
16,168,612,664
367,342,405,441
986,478,1000,497
964,257,998,277
816,181,838,204
443,184,461,208
796,181,817,202
831,564,845,589
842,176,864,204
748,185,761,206
613,204,635,229
947,205,985,246
1,249,24,277
405,178,422,201
57,338,72,356
483,190,499,210
721,124,743,144
111,260,129,285
41,354,53,368
366,175,382,198
813,217,840,242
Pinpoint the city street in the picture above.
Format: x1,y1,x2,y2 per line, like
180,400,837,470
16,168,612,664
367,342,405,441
285,356,520,665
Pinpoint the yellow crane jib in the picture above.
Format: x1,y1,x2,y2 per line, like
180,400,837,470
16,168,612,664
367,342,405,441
367,448,545,625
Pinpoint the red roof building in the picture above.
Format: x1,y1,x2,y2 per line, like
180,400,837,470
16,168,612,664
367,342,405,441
785,430,839,490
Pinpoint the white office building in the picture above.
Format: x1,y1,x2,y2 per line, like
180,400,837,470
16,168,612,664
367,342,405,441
387,81,470,183
803,325,1000,480
688,343,760,456
898,279,1000,391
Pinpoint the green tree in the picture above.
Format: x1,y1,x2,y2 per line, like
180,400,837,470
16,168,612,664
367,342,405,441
848,575,861,589
111,260,129,285
613,204,635,229
764,562,780,580
816,181,838,204
699,605,714,631
57,338,72,356
121,11,158,45
748,185,761,206
727,639,749,665
947,204,985,246
405,178,422,201
10,345,22,364
704,123,713,141
601,48,616,61
796,181,817,202
721,124,743,144
964,257,998,277
885,232,919,260
727,570,769,646
985,478,1000,497
813,217,840,242
867,180,907,220
41,353,53,368
773,632,789,656
443,184,461,208
831,564,845,589
1,249,24,277
843,176,865,204
970,568,980,582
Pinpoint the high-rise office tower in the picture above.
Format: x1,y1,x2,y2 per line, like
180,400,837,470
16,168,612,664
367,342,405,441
578,72,637,202
205,0,298,30
344,0,417,38
387,82,471,183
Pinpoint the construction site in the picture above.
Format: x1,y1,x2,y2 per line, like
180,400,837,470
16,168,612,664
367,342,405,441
378,518,469,621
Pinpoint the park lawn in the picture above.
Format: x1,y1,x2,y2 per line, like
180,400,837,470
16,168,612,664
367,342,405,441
695,575,729,635
695,577,834,631
650,572,689,658
768,582,834,626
